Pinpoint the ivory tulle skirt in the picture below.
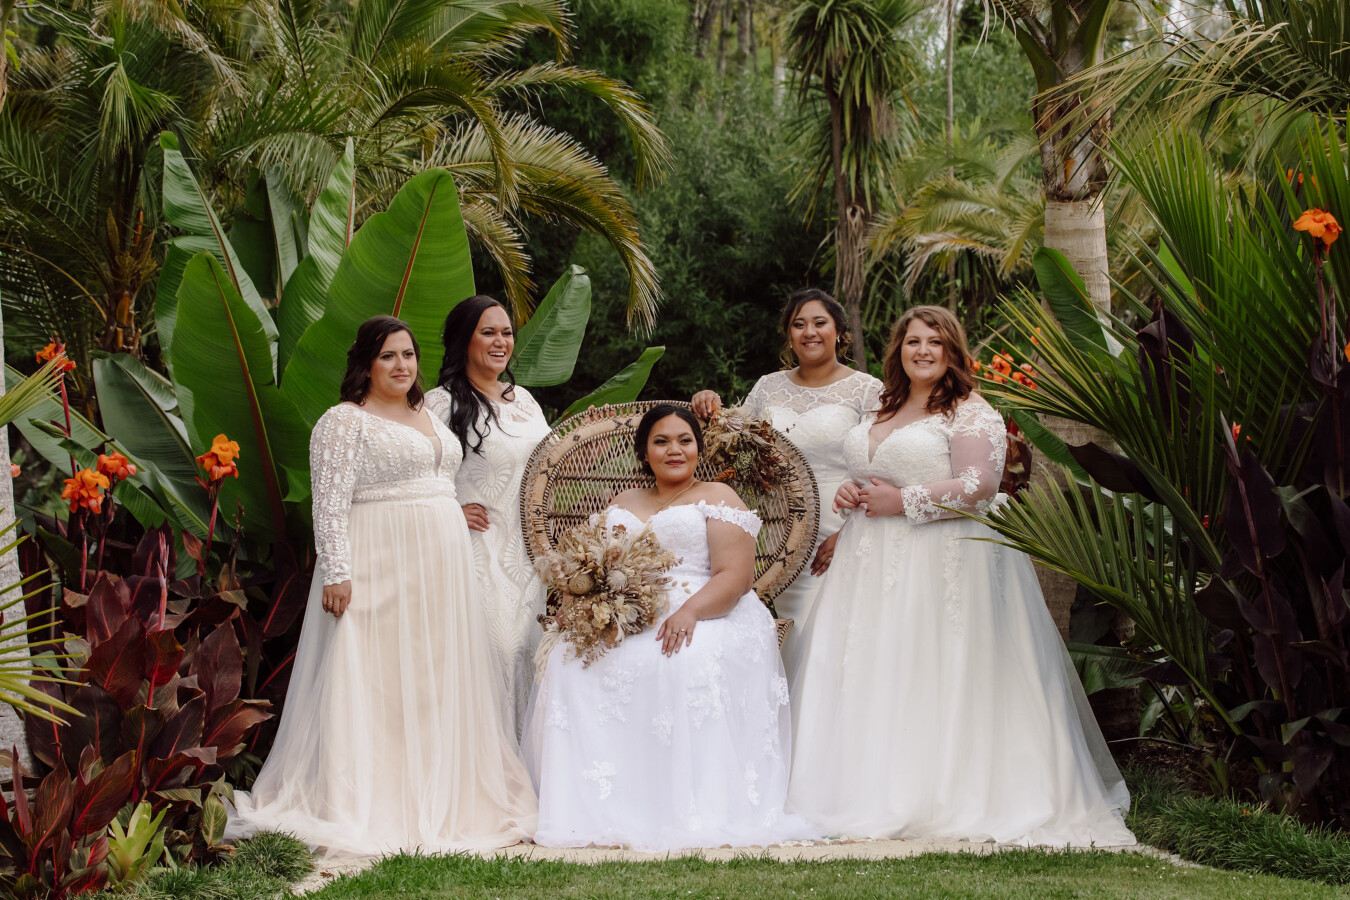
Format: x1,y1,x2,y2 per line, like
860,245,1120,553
788,513,1136,847
226,495,537,855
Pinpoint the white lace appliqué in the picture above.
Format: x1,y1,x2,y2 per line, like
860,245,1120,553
583,761,616,800
697,501,763,537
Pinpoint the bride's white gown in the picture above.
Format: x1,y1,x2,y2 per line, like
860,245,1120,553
522,501,816,851
743,370,881,636
226,404,537,855
788,397,1135,847
425,386,551,737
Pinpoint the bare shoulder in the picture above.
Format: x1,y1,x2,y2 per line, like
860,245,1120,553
610,487,645,509
695,480,746,510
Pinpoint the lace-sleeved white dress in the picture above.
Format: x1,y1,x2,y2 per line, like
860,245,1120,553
226,404,537,855
424,386,550,737
787,397,1135,847
522,501,816,851
742,370,881,635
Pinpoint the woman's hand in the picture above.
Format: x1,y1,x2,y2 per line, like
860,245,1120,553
322,580,352,618
810,531,840,576
462,503,490,532
656,607,699,657
690,390,723,419
833,481,862,514
858,477,905,518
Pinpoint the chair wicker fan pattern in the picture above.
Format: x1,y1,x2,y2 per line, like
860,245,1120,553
519,402,819,640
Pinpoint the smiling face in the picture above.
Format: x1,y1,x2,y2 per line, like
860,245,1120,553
900,319,948,388
788,300,840,366
368,329,419,401
466,304,514,383
644,413,700,486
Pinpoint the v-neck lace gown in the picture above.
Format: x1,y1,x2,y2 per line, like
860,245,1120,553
226,404,537,856
787,398,1135,847
522,501,815,851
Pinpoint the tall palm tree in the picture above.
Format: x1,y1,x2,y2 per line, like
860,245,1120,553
783,0,921,367
984,0,1125,313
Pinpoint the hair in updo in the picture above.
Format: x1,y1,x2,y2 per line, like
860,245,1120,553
339,315,423,409
633,404,704,476
779,288,853,367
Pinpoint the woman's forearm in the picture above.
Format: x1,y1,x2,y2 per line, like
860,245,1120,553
680,570,750,620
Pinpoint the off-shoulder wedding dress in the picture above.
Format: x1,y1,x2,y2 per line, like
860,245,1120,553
787,397,1135,847
226,404,537,855
522,501,815,851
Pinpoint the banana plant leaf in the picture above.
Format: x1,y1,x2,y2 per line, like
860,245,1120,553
93,352,178,414
560,347,665,420
172,253,308,542
512,265,591,387
283,168,475,430
278,139,356,376
1032,247,1117,358
156,132,277,376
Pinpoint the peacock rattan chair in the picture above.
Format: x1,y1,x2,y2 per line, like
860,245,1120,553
519,401,819,647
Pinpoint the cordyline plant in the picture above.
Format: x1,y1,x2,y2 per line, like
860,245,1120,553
4,433,308,896
974,122,1350,824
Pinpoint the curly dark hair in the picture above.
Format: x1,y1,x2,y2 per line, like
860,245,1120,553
435,295,518,454
778,288,853,367
876,305,976,420
634,404,704,476
339,315,424,409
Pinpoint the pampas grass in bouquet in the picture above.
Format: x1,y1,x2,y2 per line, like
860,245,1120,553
702,405,790,499
535,514,680,666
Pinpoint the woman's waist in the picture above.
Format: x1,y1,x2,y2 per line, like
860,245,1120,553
352,478,458,505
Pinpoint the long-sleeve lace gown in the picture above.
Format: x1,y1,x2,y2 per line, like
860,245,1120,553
522,502,816,851
226,403,537,855
424,386,550,738
742,370,880,673
787,397,1135,847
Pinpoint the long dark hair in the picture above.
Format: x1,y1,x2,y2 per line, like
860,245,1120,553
634,404,704,476
779,288,853,368
436,295,517,454
876,305,975,419
339,315,424,408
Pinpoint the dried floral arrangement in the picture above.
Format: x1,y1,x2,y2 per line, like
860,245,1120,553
535,513,679,666
702,405,791,498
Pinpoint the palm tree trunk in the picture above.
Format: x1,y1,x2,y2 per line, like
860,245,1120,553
1043,199,1110,312
0,0,30,770
827,81,869,369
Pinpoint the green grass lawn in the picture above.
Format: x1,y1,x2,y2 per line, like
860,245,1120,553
302,850,1346,899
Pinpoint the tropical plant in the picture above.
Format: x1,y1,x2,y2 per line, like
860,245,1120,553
783,0,923,366
1063,1,1350,143
0,0,668,381
976,122,1350,823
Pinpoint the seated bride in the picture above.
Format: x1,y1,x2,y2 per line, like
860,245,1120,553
522,403,815,851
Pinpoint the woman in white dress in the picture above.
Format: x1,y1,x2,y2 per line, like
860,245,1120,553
788,306,1135,848
691,290,880,651
424,296,550,736
227,316,537,855
523,405,815,851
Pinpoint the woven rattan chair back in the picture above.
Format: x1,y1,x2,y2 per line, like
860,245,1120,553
519,401,820,606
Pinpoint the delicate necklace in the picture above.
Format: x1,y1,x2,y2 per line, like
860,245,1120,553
651,479,701,516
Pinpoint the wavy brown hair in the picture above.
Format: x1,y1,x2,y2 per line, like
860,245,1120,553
876,306,976,420
339,315,424,409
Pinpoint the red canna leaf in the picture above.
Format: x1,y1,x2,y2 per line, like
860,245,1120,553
66,685,123,770
30,763,74,862
119,706,166,769
191,623,242,713
144,630,184,696
148,694,205,763
145,747,217,793
85,575,131,646
70,750,135,839
202,699,272,763
85,616,146,707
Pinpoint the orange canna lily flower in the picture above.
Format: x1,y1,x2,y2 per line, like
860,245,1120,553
196,434,241,482
61,468,110,515
96,452,137,481
1345,339,1350,364
1293,208,1341,248
991,353,1014,376
969,358,981,373
35,341,77,374
9,464,19,479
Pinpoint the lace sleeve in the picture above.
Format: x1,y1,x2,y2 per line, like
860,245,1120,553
900,400,1006,525
698,500,762,537
742,375,772,418
423,387,451,424
311,406,364,585
858,375,883,416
